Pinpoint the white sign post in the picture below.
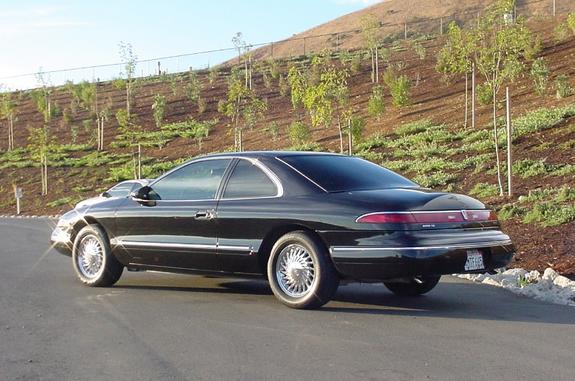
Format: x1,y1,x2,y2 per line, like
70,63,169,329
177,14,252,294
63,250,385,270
14,186,22,215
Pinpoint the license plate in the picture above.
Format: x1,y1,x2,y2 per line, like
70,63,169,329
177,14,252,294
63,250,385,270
464,249,485,271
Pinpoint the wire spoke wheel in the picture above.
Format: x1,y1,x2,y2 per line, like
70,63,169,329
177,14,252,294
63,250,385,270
275,244,316,298
76,235,104,279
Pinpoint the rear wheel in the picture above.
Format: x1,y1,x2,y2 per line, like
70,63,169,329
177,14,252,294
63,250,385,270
384,275,441,296
267,231,339,309
72,224,123,287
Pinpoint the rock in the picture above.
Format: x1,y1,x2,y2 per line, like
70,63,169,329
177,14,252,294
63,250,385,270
503,268,528,278
542,268,558,281
554,275,574,288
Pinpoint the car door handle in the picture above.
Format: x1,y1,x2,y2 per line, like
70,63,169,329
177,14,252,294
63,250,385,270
195,210,215,220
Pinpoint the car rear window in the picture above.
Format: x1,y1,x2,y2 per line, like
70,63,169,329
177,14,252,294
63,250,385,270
280,155,417,192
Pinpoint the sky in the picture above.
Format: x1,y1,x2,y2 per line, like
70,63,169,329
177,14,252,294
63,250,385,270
0,0,381,90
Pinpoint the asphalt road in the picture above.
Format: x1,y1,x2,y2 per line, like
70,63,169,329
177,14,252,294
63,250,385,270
1,218,574,381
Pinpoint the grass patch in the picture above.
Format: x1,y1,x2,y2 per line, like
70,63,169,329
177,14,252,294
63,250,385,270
412,172,457,188
469,183,500,198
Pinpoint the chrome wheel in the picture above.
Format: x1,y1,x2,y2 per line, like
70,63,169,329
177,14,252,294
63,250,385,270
275,244,316,298
76,235,104,279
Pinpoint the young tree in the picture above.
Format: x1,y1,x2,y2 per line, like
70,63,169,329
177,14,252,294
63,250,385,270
32,70,53,123
470,0,538,195
115,109,142,178
436,22,474,128
383,66,411,107
0,93,17,151
288,56,350,152
530,58,550,96
27,126,56,195
118,42,138,117
219,68,267,151
368,85,385,120
232,32,253,90
97,106,110,151
361,14,380,83
152,94,166,128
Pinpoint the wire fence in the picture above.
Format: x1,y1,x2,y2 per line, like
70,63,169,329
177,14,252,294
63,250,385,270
0,0,572,91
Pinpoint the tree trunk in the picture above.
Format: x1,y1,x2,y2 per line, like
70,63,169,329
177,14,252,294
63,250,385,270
44,159,48,195
506,87,513,197
338,118,344,154
137,143,142,179
348,118,353,156
375,48,379,83
100,117,105,151
464,71,469,129
472,63,476,129
239,128,243,152
8,117,14,151
126,84,131,117
493,87,504,196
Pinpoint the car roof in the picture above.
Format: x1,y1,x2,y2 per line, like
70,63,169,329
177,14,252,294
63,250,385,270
199,151,344,160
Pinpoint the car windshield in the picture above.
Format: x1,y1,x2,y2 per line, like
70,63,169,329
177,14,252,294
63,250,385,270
280,154,418,192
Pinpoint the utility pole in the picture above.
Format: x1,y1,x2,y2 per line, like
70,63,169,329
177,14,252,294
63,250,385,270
440,17,444,35
506,87,513,197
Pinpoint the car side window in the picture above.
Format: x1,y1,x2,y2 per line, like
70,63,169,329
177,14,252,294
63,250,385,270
150,159,231,200
107,183,134,198
223,160,278,199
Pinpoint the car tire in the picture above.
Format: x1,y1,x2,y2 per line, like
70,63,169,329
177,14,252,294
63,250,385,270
384,276,441,296
72,224,123,287
267,231,339,309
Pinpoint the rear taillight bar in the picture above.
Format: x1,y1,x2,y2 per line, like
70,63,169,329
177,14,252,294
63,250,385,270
356,210,497,224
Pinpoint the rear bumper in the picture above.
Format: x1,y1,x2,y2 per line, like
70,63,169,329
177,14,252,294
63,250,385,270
330,239,514,281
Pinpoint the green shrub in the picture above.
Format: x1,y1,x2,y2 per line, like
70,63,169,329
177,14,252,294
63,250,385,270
554,75,574,99
387,74,411,107
288,142,323,152
530,58,549,96
152,94,166,128
412,172,457,188
265,121,280,141
367,85,385,120
288,121,310,145
395,120,434,136
523,203,575,227
554,22,570,43
498,203,527,220
567,13,575,34
513,105,575,137
469,183,500,198
512,159,549,179
477,82,493,105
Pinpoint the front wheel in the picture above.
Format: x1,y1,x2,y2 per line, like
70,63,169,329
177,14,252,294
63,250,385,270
267,231,339,309
72,224,123,287
384,276,441,296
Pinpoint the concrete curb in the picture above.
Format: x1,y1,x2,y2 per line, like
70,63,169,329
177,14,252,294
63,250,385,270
0,214,60,219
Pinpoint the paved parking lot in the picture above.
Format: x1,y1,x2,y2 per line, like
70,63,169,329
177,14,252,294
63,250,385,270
1,218,574,381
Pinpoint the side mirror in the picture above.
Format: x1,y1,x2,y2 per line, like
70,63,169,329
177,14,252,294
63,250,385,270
101,191,112,198
130,185,153,203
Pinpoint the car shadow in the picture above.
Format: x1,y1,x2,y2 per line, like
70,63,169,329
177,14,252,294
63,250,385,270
115,275,575,325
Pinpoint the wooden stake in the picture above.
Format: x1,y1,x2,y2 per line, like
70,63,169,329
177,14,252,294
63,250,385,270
472,63,476,129
506,87,513,197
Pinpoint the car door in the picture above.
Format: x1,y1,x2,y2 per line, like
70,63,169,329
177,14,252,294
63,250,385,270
112,158,232,271
215,158,283,274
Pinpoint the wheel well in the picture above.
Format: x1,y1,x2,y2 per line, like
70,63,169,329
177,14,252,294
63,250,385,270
71,216,104,243
257,224,329,274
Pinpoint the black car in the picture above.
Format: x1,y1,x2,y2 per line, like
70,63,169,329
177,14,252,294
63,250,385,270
51,152,514,309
